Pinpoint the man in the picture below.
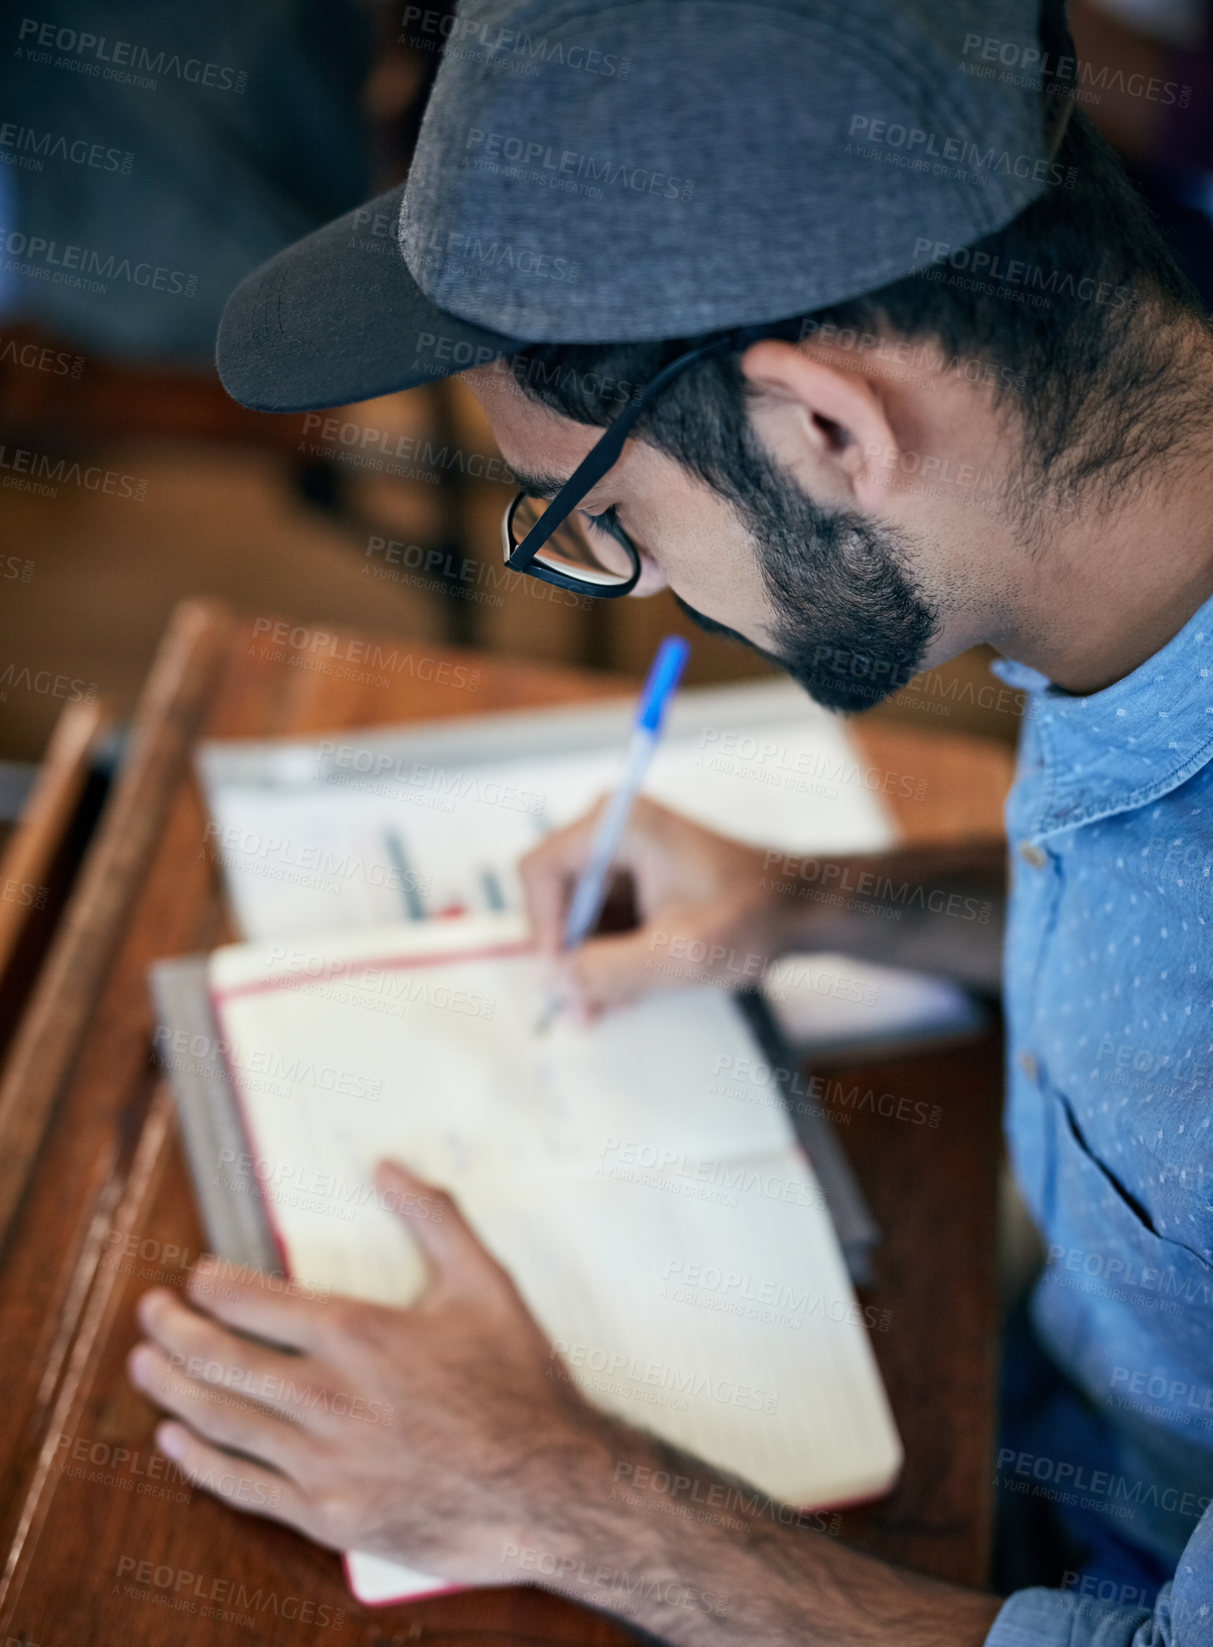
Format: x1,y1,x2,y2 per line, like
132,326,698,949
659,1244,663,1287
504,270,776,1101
128,0,1213,1641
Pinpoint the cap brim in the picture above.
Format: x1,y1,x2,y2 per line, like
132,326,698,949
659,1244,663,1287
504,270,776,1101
215,183,530,413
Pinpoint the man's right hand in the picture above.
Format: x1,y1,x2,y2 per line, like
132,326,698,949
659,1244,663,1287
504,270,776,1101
518,797,794,1018
519,799,1009,1016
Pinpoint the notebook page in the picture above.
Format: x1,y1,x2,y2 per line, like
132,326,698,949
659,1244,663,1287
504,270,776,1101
199,683,977,1061
210,912,901,1601
199,681,895,941
470,1168,901,1505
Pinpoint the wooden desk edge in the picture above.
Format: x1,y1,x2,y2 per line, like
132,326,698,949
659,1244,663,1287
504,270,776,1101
0,602,239,1247
0,698,108,981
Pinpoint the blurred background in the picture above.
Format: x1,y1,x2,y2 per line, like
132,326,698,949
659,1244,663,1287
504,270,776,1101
0,0,1209,766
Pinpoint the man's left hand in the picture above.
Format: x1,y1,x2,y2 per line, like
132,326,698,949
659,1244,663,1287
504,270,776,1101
126,1160,609,1583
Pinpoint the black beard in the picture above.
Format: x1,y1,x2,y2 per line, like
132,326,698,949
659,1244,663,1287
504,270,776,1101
673,451,937,715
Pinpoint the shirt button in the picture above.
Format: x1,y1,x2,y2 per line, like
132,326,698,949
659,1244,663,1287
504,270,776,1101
1020,1051,1039,1081
1019,842,1048,869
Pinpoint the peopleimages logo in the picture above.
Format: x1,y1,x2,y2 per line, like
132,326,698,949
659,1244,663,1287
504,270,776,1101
16,18,248,92
401,7,631,78
848,113,1072,189
463,128,694,201
114,1557,342,1629
0,226,197,296
913,237,1130,308
959,32,1190,109
995,1448,1211,1521
420,226,581,284
0,443,147,500
0,122,132,174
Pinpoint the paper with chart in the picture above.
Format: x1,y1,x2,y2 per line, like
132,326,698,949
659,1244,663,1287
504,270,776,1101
198,678,979,1053
209,911,903,1605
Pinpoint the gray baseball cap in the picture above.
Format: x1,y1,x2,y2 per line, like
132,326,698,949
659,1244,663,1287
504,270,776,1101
216,0,1075,413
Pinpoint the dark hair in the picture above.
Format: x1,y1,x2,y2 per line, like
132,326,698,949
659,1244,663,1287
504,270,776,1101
506,112,1207,519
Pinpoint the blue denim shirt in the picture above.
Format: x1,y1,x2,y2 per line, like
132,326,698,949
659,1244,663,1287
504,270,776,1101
985,597,1213,1646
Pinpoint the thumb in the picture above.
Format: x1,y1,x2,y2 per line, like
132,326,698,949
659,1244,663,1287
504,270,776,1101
374,1160,495,1293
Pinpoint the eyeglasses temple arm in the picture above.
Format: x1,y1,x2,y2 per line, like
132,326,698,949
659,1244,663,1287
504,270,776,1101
509,320,800,571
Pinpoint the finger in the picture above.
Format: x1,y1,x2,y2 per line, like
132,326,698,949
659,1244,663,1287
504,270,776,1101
374,1161,503,1299
518,798,607,954
136,1288,316,1421
128,1341,304,1475
563,924,686,1013
185,1254,331,1353
151,1420,312,1533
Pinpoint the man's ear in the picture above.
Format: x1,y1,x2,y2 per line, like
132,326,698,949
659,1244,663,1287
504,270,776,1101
739,338,898,515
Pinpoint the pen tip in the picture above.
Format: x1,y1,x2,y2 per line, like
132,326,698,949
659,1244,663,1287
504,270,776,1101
533,999,560,1036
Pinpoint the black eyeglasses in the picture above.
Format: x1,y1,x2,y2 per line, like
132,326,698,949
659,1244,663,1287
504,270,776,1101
501,319,802,599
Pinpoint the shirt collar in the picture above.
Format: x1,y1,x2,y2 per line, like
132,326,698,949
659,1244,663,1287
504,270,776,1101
990,592,1213,837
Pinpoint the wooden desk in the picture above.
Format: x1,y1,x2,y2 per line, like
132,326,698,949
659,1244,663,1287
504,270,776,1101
0,602,1013,1646
0,699,109,1060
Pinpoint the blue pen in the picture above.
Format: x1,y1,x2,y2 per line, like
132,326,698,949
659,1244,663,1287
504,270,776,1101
535,634,690,1034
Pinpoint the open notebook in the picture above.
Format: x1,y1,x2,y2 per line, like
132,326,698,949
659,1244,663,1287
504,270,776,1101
208,911,902,1606
198,678,983,1059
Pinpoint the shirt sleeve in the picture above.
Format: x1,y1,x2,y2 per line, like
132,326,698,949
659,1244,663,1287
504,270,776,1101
986,1493,1213,1645
985,1584,1172,1647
